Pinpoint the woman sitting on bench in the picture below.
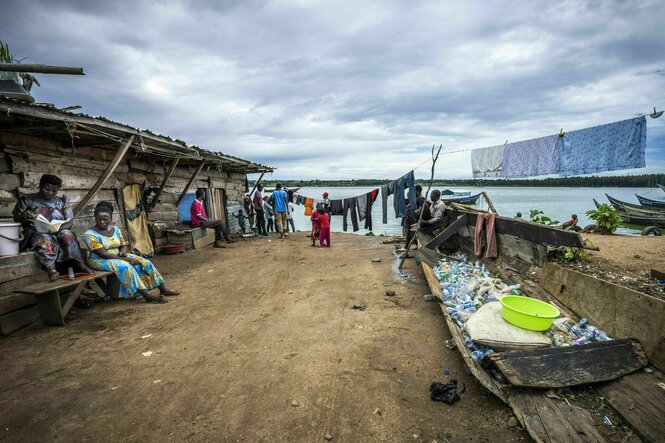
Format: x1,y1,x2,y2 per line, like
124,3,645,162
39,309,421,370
12,173,91,280
83,202,179,304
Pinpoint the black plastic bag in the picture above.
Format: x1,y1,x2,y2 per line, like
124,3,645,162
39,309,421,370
430,380,460,404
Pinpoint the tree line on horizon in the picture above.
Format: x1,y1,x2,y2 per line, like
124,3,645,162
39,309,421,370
253,174,665,188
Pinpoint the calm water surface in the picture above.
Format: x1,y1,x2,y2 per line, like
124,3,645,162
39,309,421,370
281,186,664,236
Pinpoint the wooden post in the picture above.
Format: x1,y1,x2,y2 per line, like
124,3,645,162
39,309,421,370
74,135,134,216
175,160,206,207
398,145,442,269
248,171,266,199
0,63,85,75
149,158,180,211
482,191,498,214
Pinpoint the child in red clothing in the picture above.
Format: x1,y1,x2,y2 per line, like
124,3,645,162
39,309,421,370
310,204,322,246
316,205,331,247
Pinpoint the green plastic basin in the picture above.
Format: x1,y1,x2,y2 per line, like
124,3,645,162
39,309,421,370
500,295,560,331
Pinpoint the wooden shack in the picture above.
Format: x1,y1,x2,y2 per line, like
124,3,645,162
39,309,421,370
0,97,272,334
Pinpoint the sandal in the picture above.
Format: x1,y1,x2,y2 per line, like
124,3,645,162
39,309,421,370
145,294,168,304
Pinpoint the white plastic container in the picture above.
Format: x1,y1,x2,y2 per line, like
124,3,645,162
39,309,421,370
0,222,21,257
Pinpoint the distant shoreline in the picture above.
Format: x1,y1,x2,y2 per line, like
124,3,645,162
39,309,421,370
252,173,664,189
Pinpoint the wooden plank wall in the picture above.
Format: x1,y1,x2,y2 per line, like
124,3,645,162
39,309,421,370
0,132,249,244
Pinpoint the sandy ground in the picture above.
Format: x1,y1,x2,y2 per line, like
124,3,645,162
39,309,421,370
0,233,527,442
560,233,665,299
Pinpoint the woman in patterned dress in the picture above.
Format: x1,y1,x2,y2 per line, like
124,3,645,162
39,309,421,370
12,174,91,280
83,202,178,303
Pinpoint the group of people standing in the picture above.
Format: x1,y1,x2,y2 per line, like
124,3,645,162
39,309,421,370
241,183,295,239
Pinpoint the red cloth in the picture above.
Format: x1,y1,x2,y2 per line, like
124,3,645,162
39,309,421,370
474,213,497,258
562,218,578,228
190,199,206,227
317,212,330,229
319,227,331,247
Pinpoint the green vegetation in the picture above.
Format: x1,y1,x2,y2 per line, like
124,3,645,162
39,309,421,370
561,246,588,262
528,209,559,226
253,174,665,188
585,204,622,234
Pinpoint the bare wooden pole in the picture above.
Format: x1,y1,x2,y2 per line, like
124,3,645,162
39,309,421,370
398,145,442,269
74,135,134,216
175,160,206,207
482,191,498,214
148,158,180,211
0,63,84,75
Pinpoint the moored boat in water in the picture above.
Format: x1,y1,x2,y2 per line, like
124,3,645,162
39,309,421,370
636,193,665,209
442,192,481,205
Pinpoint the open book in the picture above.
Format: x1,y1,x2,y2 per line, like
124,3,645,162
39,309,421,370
33,214,70,234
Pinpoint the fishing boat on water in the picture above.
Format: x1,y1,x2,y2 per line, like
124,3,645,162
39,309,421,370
593,198,665,227
636,193,665,209
604,193,665,213
594,198,665,226
442,192,481,205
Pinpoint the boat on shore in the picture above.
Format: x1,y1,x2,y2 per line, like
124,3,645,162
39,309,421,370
415,205,664,443
636,193,665,209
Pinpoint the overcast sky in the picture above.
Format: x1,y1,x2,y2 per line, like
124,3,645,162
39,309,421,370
3,0,665,179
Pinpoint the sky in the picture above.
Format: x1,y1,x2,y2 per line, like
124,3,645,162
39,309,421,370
3,0,665,180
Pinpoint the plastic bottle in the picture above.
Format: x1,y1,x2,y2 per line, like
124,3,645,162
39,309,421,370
463,334,475,349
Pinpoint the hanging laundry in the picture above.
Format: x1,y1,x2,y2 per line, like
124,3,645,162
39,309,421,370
392,171,417,219
502,135,561,178
330,199,344,216
355,193,367,221
559,116,647,176
304,197,315,216
365,189,379,231
381,181,395,224
474,213,497,258
342,198,359,232
471,145,505,178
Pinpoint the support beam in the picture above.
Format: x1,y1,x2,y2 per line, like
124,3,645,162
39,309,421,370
175,160,206,207
247,171,266,199
424,213,469,250
0,63,84,75
149,158,180,211
74,135,134,216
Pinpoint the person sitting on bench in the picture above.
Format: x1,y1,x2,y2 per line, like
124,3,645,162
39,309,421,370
12,173,91,280
83,202,179,303
190,189,235,248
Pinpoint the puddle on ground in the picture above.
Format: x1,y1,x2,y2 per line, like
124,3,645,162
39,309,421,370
391,250,420,283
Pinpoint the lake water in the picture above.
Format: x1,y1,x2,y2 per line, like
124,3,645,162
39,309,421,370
280,186,664,236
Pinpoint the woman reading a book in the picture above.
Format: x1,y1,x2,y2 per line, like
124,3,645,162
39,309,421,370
83,201,179,303
12,174,91,280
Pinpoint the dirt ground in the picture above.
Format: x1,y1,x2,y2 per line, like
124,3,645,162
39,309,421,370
556,233,665,299
0,233,528,442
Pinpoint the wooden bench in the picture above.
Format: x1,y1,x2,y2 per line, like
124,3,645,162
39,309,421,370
165,224,215,250
14,272,119,326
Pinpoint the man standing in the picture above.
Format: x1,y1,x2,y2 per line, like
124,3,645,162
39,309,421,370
270,183,289,239
190,189,236,248
253,184,267,236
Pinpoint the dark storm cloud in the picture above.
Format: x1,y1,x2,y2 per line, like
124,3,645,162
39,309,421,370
2,0,664,179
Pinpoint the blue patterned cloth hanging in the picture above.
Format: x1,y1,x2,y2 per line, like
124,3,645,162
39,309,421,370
559,116,646,176
502,134,561,178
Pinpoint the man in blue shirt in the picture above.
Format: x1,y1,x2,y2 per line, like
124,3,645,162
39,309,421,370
269,183,289,239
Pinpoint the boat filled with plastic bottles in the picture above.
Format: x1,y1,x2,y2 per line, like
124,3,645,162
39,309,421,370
433,254,612,367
